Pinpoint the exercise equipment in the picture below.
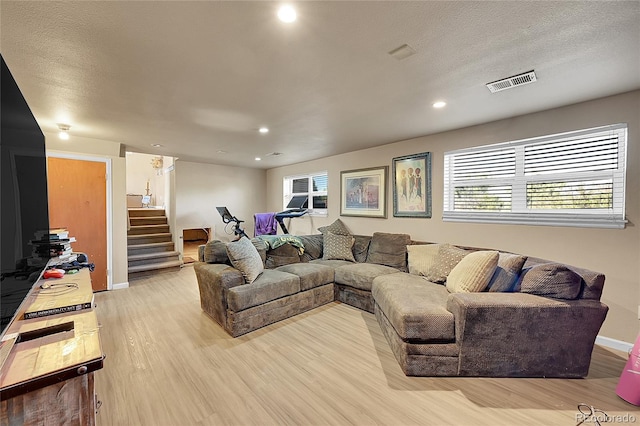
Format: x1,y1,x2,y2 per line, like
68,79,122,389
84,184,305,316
275,195,308,234
216,207,249,240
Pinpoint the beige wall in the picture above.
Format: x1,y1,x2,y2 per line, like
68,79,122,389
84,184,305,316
266,90,640,343
174,160,266,254
125,152,167,207
45,133,129,288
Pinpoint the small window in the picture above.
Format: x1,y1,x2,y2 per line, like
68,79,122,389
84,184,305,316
283,171,328,216
443,124,627,228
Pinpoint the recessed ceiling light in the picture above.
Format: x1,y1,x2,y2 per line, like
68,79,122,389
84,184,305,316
151,143,163,147
255,157,262,161
57,123,71,140
433,101,447,109
217,150,228,154
277,5,297,23
259,127,269,134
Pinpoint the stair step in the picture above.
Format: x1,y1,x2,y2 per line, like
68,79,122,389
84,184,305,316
128,251,180,262
130,216,167,226
128,208,166,218
127,233,172,244
128,259,182,274
128,241,175,256
128,224,170,235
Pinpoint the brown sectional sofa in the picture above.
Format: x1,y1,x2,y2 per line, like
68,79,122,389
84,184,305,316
194,232,608,378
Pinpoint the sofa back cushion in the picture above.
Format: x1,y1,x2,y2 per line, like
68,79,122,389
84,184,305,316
406,243,441,276
203,240,231,264
264,243,301,268
366,232,411,272
519,263,582,300
353,235,372,263
487,253,527,292
298,234,324,262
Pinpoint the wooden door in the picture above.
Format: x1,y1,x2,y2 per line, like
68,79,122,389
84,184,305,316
47,157,107,291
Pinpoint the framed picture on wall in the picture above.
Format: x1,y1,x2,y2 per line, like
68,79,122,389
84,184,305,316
392,152,432,218
340,166,388,218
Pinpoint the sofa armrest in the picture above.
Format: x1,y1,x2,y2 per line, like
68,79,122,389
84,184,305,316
446,292,608,377
194,262,244,328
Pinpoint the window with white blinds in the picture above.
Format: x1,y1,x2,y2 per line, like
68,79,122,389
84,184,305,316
443,124,627,228
283,172,328,215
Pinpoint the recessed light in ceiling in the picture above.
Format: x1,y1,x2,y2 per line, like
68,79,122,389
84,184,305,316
57,123,71,140
255,157,262,161
217,150,228,154
259,127,269,134
433,101,447,109
151,143,163,148
277,5,297,23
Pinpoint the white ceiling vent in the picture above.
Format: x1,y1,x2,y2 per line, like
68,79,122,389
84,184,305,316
388,44,417,60
486,70,537,93
265,152,283,157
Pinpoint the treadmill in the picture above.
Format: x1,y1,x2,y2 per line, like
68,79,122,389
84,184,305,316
275,195,308,234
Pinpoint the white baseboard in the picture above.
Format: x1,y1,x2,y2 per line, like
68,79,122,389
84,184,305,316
596,335,633,354
111,281,129,290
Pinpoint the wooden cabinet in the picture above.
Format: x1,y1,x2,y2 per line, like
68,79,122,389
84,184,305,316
0,268,104,425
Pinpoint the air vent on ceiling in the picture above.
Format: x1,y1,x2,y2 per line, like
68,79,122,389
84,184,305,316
486,70,537,93
265,152,283,157
388,44,417,60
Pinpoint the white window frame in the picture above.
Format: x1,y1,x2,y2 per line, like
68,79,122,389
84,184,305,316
443,124,627,229
283,171,328,216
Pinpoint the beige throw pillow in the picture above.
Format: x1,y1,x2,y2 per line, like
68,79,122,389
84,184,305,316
226,237,264,284
446,250,499,293
424,244,468,284
322,232,355,262
407,244,441,276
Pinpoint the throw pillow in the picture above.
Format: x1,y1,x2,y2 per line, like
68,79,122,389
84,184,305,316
323,232,355,262
226,237,264,284
407,244,441,276
487,253,528,292
520,263,583,300
424,244,468,284
318,218,351,236
353,235,372,263
203,240,230,264
446,250,499,293
366,232,411,271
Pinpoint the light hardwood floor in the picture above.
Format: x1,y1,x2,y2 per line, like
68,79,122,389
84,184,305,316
95,267,637,426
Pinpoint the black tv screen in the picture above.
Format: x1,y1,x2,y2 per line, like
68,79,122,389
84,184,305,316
1,55,50,336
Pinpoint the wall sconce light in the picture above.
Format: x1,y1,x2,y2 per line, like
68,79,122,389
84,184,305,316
57,123,71,140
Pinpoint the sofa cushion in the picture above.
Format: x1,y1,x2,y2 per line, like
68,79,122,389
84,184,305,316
276,263,334,291
226,238,264,284
323,232,356,262
335,263,401,291
298,234,324,262
424,244,468,284
265,243,301,269
520,263,583,300
227,269,301,311
372,273,455,341
203,240,231,264
487,253,527,292
446,250,499,293
407,243,441,276
366,232,411,272
310,259,354,269
353,235,372,263
318,218,351,236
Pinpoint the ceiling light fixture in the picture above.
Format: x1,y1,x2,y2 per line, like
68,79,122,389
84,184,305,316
259,127,269,134
277,5,297,23
433,101,447,109
255,157,262,161
57,123,71,140
151,143,163,148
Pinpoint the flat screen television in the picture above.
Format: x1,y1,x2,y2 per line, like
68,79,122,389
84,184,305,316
1,55,50,338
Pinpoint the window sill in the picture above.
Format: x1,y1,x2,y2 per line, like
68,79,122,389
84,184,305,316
443,212,627,229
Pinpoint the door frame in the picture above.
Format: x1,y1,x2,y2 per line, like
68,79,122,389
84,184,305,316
46,151,113,290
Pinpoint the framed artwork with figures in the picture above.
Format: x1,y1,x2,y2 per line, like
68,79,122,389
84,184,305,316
392,152,431,218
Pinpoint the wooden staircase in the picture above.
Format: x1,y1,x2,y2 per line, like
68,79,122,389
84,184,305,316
128,208,181,279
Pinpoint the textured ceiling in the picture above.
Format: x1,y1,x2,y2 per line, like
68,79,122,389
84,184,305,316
1,1,639,168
